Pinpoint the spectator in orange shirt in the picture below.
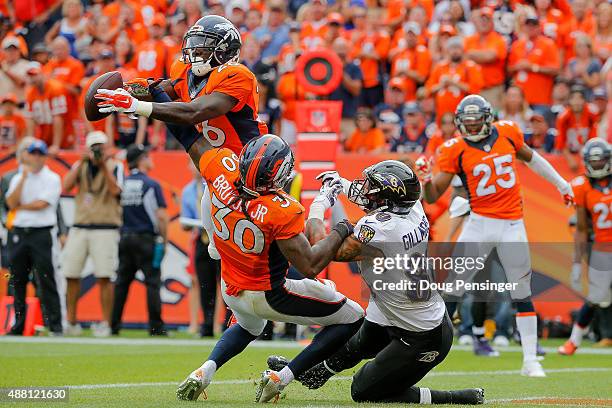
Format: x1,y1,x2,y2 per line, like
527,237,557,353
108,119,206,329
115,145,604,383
163,13,189,74
300,0,328,49
30,43,51,66
24,62,74,153
0,94,26,149
389,22,432,102
429,23,457,63
426,111,458,156
134,13,170,79
322,13,347,48
376,77,407,120
426,36,484,122
508,16,560,112
345,108,387,153
0,36,29,103
563,0,596,61
464,8,508,109
593,2,612,61
44,36,85,102
276,68,306,146
555,85,600,171
565,33,602,97
350,7,390,108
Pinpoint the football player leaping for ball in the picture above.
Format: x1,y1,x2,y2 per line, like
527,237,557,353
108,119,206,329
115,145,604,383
559,138,612,354
266,161,485,405
97,15,268,262
414,95,574,377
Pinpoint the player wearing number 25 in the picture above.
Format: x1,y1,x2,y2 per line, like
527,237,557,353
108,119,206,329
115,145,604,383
415,95,574,378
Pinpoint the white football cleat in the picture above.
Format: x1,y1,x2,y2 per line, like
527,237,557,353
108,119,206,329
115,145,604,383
65,323,82,336
176,368,210,401
493,335,510,347
458,334,473,346
521,360,546,377
255,370,284,403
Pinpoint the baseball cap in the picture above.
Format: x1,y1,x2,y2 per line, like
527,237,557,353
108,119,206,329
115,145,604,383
403,101,421,115
388,77,407,92
1,93,18,104
328,12,344,25
86,131,108,148
26,61,43,75
479,7,494,17
151,13,166,27
529,112,546,122
378,110,401,125
126,143,151,165
439,24,457,36
569,84,587,97
289,21,301,32
31,43,50,55
98,49,114,59
229,0,249,11
525,15,539,25
404,22,421,35
27,140,48,155
593,87,608,100
1,36,19,49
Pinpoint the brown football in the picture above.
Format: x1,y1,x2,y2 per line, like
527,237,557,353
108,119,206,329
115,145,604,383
84,71,124,122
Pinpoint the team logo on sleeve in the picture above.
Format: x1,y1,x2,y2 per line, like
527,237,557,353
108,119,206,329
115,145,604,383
358,224,376,244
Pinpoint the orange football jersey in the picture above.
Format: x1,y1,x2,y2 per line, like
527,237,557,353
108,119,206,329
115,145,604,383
572,175,612,244
135,39,170,79
437,121,525,220
171,61,268,155
199,148,305,292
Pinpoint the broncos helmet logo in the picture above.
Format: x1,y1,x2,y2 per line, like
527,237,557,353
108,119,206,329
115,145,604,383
372,173,407,195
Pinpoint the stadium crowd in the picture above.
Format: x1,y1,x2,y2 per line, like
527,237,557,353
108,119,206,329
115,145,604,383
0,0,610,168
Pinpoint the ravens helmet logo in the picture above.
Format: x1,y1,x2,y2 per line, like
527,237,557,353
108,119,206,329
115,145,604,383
372,173,407,195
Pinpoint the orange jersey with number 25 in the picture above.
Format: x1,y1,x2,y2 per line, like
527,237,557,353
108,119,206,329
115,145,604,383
199,148,305,292
171,61,268,155
572,175,612,244
437,121,525,220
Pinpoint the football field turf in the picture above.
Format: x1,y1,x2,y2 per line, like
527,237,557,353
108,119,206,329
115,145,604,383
1,335,611,408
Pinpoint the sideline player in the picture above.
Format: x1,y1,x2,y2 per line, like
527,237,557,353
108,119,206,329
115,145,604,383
415,95,574,377
105,15,268,260
266,161,484,404
559,138,612,354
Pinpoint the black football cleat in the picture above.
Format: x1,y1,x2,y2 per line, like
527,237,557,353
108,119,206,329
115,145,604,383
450,388,485,405
266,355,289,372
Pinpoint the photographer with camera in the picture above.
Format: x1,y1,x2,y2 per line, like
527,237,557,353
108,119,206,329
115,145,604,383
62,131,123,337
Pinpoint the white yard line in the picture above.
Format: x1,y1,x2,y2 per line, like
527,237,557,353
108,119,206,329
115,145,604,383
2,336,611,355
63,367,611,390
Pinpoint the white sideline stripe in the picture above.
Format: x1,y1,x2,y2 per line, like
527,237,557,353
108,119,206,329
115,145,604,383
63,368,610,390
2,336,611,355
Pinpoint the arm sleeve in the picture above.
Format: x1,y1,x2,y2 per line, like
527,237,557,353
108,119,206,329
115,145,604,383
211,68,252,111
571,176,586,207
436,141,460,174
6,173,22,197
38,174,61,207
153,181,167,208
274,209,305,240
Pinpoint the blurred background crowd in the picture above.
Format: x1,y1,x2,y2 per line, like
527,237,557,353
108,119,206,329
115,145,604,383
0,0,611,169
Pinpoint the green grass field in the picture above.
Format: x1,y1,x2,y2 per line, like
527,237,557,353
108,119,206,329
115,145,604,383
1,334,611,408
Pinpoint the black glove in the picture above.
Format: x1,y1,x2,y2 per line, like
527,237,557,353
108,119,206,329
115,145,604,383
332,219,354,240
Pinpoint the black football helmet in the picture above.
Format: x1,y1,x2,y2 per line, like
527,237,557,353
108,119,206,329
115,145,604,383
182,15,242,76
583,137,611,179
239,135,294,196
454,94,494,142
348,160,421,214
